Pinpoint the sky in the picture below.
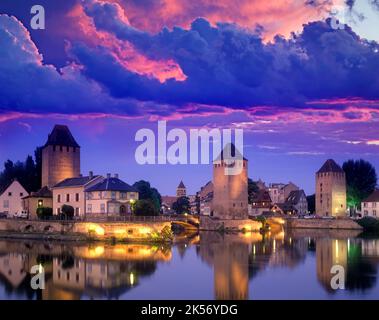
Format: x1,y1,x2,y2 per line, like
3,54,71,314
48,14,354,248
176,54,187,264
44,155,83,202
0,0,379,196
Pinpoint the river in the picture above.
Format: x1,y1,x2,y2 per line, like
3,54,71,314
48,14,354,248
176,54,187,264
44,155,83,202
0,229,378,300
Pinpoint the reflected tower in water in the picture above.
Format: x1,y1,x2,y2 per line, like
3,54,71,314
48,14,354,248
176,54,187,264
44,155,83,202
316,238,348,292
199,233,249,300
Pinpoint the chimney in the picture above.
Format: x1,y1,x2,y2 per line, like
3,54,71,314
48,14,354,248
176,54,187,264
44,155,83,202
114,173,119,179
89,171,93,179
106,173,111,179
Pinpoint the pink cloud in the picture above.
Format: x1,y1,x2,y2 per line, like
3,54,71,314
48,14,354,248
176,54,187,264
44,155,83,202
110,0,341,41
66,4,186,83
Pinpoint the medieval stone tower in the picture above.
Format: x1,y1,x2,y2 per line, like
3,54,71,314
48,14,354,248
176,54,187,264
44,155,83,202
212,143,248,219
42,125,80,188
316,159,347,217
176,181,186,197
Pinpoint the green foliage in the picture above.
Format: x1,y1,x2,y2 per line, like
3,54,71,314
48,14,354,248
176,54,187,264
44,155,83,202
248,178,260,204
61,204,74,219
0,148,42,193
132,180,162,212
343,159,377,210
134,199,159,216
306,194,316,214
36,207,53,219
172,196,190,215
357,217,379,233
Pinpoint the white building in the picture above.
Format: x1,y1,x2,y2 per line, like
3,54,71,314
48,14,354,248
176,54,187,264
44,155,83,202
51,173,103,217
268,182,299,204
362,190,379,218
85,174,138,216
0,180,28,216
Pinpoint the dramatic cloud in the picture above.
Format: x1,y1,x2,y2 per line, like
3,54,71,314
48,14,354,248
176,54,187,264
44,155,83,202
1,0,379,124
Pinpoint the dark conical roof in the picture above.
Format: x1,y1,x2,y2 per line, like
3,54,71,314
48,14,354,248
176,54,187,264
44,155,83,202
317,159,344,174
44,125,80,148
178,181,186,189
215,143,247,161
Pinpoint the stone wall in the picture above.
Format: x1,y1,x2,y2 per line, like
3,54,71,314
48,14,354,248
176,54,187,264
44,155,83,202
0,219,172,242
200,216,262,232
286,218,362,230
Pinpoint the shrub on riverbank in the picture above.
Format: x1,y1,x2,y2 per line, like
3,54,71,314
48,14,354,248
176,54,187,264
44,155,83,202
36,207,53,219
61,204,74,219
357,217,379,232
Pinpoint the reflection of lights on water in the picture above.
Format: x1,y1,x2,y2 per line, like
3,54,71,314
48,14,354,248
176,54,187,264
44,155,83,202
253,245,256,255
130,273,135,286
289,238,292,245
335,239,339,261
273,239,276,253
347,239,350,253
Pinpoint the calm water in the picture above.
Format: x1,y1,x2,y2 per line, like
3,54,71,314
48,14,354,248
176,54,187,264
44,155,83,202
0,229,378,300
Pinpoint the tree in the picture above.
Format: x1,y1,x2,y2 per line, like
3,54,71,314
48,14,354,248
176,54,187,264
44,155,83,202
307,194,315,214
172,196,190,215
132,180,162,212
36,207,53,220
134,199,159,216
0,147,42,192
248,178,260,204
343,159,377,215
61,205,74,219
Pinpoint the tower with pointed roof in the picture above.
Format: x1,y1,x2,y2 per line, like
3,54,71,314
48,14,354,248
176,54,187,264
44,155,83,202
176,181,187,198
212,143,248,219
316,159,347,217
42,125,81,188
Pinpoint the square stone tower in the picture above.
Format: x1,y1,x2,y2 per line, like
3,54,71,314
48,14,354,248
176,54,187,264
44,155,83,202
42,125,81,188
316,159,347,217
212,143,248,219
176,181,187,197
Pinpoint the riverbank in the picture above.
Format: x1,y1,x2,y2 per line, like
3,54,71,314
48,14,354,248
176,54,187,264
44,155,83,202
0,219,174,243
285,217,363,230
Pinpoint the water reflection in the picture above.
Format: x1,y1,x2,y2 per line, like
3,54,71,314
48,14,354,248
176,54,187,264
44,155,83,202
0,242,170,300
0,230,378,300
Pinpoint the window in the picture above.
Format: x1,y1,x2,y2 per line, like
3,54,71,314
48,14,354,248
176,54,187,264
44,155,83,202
8,192,12,196
38,199,43,208
57,208,61,214
75,193,79,202
60,146,63,152
76,273,80,283
373,210,377,217
20,193,23,197
66,194,70,202
373,203,377,208
364,203,368,208
364,210,369,216
99,192,102,199
75,208,80,216
87,204,92,213
57,194,61,203
3,200,9,208
100,204,105,213
120,192,126,199
111,191,116,200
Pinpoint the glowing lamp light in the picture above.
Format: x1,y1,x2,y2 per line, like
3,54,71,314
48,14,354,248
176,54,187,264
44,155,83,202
88,224,105,236
139,227,152,235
